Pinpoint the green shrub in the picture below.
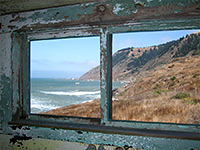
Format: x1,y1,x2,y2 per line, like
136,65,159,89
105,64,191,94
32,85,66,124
172,92,191,99
173,58,179,62
168,64,175,68
154,89,169,95
193,73,200,78
184,97,200,104
171,76,176,81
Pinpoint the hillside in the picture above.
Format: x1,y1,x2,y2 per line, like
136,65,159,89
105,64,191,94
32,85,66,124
80,31,200,81
43,31,200,124
44,54,200,124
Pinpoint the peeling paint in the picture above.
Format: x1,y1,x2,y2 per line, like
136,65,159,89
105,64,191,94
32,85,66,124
10,135,32,145
0,75,11,128
0,0,200,149
113,4,124,15
27,27,99,41
3,125,200,149
0,33,12,130
0,33,12,77
100,28,109,124
0,0,200,34
9,15,25,23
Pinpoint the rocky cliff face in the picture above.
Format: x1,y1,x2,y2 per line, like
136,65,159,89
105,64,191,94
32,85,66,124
80,31,200,81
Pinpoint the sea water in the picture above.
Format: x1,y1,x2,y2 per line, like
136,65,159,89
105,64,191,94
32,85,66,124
31,78,124,113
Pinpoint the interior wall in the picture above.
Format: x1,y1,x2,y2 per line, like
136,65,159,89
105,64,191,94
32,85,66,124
0,0,200,150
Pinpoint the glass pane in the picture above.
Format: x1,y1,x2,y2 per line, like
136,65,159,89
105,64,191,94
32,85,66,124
112,29,200,124
31,36,100,118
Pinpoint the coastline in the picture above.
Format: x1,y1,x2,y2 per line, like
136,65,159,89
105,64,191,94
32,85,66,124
41,55,200,124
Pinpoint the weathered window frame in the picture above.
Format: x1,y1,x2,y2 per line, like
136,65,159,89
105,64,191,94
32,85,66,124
103,21,200,134
10,19,200,140
11,27,102,125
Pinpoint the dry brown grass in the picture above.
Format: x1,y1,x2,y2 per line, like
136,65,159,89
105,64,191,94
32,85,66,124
42,91,200,124
42,99,101,118
112,92,200,124
42,55,200,124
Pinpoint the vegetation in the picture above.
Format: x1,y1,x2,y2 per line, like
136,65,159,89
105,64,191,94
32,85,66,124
44,93,200,124
115,31,200,79
193,73,200,78
49,32,200,124
173,33,200,58
80,31,200,81
44,55,200,124
183,97,200,104
171,92,191,99
171,76,176,81
154,89,170,95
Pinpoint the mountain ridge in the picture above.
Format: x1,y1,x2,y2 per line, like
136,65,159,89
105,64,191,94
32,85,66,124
80,32,200,81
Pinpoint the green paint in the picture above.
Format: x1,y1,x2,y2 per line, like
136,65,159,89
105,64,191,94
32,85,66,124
112,0,137,16
173,9,182,13
0,75,11,126
28,3,94,22
108,18,200,34
1,0,200,149
12,0,198,24
3,125,200,149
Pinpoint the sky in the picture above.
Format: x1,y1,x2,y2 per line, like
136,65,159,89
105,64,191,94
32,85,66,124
31,29,199,78
31,36,100,78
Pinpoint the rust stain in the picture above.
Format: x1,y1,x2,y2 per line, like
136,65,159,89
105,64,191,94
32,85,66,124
9,16,25,23
64,16,69,19
82,5,89,9
8,25,16,30
135,3,145,8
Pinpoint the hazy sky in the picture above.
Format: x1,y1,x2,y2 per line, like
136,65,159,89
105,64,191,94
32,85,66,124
31,36,100,78
31,29,199,78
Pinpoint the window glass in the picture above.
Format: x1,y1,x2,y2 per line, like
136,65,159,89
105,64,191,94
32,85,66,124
112,29,200,124
31,36,102,118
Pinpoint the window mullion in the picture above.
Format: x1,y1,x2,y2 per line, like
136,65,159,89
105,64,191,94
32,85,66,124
100,28,112,124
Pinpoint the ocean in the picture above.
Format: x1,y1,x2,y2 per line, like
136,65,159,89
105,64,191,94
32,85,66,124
31,78,124,113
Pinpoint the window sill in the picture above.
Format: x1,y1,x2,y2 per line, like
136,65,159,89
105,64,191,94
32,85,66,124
9,119,200,141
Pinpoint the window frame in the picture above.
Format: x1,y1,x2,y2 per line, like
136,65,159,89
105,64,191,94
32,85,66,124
10,19,200,140
103,21,200,133
11,27,102,125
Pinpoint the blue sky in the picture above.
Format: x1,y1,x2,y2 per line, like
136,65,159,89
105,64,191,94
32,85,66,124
31,29,199,78
31,36,100,78
113,29,199,53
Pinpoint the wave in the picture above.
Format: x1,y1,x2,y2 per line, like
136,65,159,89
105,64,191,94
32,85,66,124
40,90,100,96
31,103,58,111
30,98,59,113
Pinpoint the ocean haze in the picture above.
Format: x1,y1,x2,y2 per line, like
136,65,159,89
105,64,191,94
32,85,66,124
31,70,85,78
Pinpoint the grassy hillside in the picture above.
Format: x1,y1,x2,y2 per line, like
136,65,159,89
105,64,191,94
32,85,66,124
43,31,200,124
80,32,200,81
44,55,200,124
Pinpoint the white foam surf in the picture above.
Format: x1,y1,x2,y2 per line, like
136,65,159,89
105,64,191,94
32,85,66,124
30,97,59,113
40,91,100,96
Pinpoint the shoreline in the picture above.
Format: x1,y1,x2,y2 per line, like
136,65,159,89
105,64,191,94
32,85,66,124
41,91,200,124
